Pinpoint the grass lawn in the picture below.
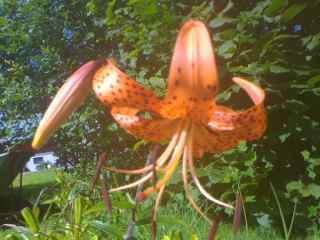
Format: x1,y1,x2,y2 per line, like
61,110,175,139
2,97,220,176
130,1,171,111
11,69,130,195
10,169,57,200
0,170,319,239
0,169,58,226
13,169,57,198
13,169,57,188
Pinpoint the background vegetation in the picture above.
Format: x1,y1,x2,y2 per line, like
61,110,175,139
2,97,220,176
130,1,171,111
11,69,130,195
1,0,320,239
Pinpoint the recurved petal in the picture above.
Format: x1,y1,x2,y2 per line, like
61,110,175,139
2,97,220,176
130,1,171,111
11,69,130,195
194,77,266,157
208,77,266,139
111,107,179,142
193,124,241,158
93,60,161,114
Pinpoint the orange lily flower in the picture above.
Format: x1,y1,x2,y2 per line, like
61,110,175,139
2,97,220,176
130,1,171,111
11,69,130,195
32,20,266,221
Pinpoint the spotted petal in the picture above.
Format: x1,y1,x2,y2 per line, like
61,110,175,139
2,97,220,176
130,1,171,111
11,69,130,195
160,20,218,120
93,61,178,142
111,107,179,142
93,60,161,114
193,77,266,157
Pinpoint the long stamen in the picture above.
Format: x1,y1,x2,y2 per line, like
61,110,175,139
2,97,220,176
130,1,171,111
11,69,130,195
151,185,166,240
109,122,184,193
153,185,165,220
182,146,212,224
137,121,190,201
188,124,234,209
109,172,153,192
105,128,182,175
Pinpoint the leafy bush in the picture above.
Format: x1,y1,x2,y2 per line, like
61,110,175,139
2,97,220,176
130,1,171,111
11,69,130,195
2,169,320,239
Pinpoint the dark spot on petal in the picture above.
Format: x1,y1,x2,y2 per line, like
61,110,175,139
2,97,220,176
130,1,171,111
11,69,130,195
249,115,255,122
207,85,217,92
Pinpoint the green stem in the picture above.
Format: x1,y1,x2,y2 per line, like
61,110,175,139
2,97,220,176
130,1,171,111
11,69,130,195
270,182,288,240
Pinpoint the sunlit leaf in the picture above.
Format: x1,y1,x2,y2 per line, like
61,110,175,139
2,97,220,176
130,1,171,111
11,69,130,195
281,3,307,22
269,65,290,74
308,184,320,199
265,0,288,16
307,75,320,87
209,17,234,29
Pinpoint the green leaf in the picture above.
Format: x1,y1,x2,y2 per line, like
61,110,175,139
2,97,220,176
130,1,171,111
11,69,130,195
281,3,307,22
2,224,32,239
133,139,148,151
256,213,272,228
279,133,291,143
303,33,320,51
111,197,135,209
269,65,290,74
89,221,123,238
286,180,304,192
308,184,320,199
308,75,320,87
301,150,310,160
217,40,237,59
209,17,234,28
73,197,82,225
106,0,117,25
86,1,97,15
265,0,288,16
157,216,196,235
21,208,40,234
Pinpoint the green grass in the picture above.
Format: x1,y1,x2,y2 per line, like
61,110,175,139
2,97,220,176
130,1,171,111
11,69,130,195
13,169,57,188
152,196,320,240
0,170,58,228
10,169,57,200
1,170,320,239
154,202,284,240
